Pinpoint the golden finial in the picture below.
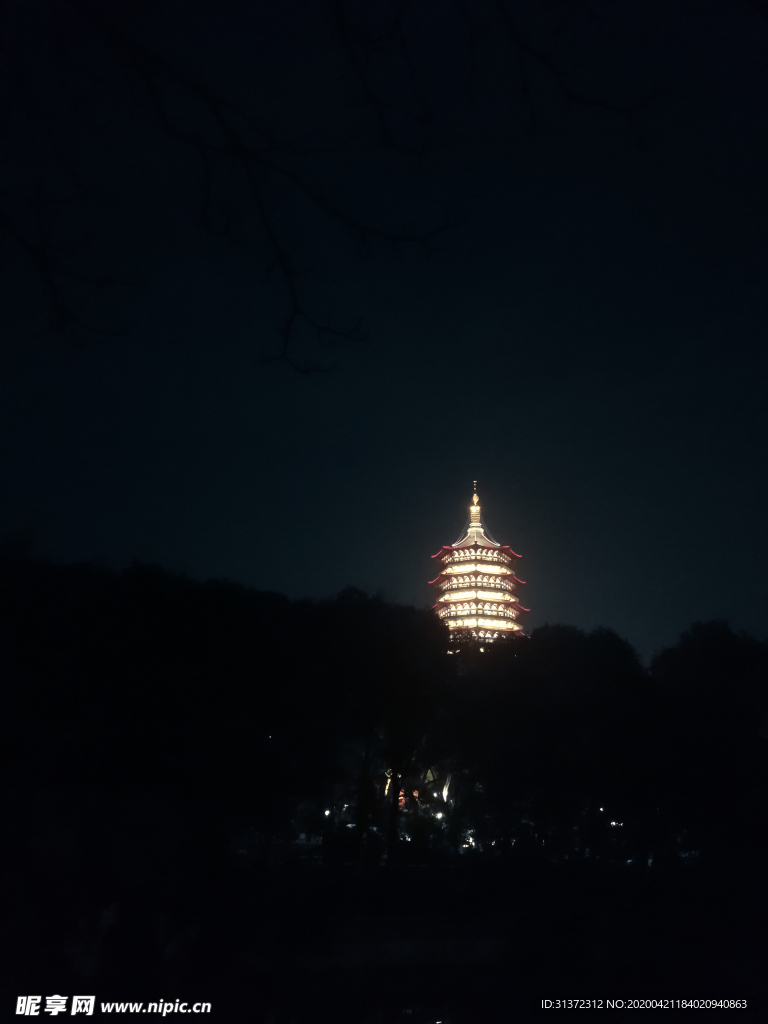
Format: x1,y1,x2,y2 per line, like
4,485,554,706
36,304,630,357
470,483,481,522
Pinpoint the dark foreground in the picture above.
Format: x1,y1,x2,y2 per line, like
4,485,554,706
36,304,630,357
6,856,765,1022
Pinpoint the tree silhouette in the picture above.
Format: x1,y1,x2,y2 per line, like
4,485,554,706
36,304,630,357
651,621,768,866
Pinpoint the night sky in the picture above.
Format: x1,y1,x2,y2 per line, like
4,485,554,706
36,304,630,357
2,0,767,661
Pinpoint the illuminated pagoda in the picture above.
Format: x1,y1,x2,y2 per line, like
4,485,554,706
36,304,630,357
430,484,529,642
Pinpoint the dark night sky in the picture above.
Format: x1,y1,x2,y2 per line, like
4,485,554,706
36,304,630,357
2,0,767,661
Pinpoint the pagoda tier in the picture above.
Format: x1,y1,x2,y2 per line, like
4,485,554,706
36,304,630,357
430,488,529,642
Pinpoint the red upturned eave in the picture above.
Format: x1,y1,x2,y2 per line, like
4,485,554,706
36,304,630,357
497,545,522,560
431,546,456,559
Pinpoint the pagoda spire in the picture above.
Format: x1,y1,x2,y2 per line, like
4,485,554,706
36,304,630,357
453,484,498,547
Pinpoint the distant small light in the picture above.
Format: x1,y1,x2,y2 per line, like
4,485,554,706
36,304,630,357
436,812,443,819
599,807,604,812
324,810,330,816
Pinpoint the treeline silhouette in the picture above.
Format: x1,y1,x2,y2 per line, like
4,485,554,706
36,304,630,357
2,556,766,1019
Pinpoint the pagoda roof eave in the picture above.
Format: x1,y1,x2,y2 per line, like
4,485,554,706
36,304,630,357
434,542,522,560
434,596,529,614
429,573,517,587
436,592,529,602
